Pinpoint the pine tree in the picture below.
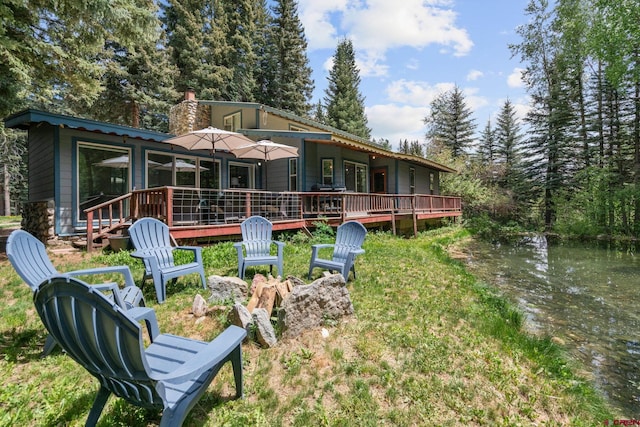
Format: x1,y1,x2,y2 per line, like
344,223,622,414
324,39,371,139
511,0,577,229
423,86,476,157
312,100,326,124
164,0,232,99
478,120,497,164
374,138,392,151
253,0,276,105
269,0,314,116
495,99,523,189
0,0,157,118
220,0,257,101
89,14,180,131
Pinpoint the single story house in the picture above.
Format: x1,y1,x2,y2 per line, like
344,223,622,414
4,91,459,244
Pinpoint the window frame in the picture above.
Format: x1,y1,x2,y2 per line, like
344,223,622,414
322,158,334,186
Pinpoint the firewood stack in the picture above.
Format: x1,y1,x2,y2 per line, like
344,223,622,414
246,274,294,317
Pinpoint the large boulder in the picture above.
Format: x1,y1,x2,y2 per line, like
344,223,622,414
253,308,278,348
207,275,248,303
277,274,354,339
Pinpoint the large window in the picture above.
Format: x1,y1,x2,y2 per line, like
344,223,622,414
78,143,130,220
289,158,298,191
322,159,334,186
223,112,241,131
229,162,253,189
146,151,217,188
344,161,367,192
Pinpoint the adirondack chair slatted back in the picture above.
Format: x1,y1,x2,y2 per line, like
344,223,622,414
241,216,273,257
332,221,367,264
6,230,58,291
34,277,163,408
128,218,176,270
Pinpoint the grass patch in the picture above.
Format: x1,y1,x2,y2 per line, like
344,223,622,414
0,226,616,425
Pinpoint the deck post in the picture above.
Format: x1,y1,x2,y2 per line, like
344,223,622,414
166,187,174,226
86,210,94,252
412,195,418,237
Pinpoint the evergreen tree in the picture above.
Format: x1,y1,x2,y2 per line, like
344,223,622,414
410,140,425,157
220,0,257,101
269,0,314,116
324,39,371,139
164,0,232,99
89,16,180,131
495,99,523,189
423,86,476,157
0,0,157,118
398,139,410,154
478,119,497,164
253,0,276,105
512,0,576,229
312,100,326,124
374,138,393,151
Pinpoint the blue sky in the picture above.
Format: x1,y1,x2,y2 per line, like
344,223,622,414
296,0,531,146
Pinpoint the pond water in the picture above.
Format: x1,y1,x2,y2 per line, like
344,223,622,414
463,235,640,416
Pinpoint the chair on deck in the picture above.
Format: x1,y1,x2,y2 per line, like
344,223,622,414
128,217,206,303
308,221,367,281
6,229,147,356
34,276,247,426
234,216,285,279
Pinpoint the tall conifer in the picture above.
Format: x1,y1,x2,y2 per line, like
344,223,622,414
424,86,476,157
324,39,371,139
269,0,314,116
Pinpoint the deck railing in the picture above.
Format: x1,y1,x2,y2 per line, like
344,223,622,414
84,186,461,251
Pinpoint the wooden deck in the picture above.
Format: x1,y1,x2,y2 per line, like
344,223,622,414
84,187,462,251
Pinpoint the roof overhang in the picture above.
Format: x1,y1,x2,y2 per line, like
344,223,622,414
4,109,170,142
305,137,457,173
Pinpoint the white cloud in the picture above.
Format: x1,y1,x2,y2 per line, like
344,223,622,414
298,0,473,77
385,80,454,106
467,69,484,81
366,104,427,143
507,67,525,88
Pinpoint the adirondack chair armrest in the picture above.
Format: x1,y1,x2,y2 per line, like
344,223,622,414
350,248,366,256
274,241,285,256
78,281,126,307
130,250,161,273
174,245,203,263
126,307,160,341
65,266,136,288
233,242,245,256
310,243,335,257
152,325,247,383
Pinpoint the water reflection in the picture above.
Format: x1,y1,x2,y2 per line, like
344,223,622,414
464,235,640,416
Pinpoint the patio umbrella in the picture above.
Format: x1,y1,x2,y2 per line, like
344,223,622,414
162,127,255,189
94,155,132,169
94,155,162,193
157,159,209,172
162,127,255,152
231,140,299,188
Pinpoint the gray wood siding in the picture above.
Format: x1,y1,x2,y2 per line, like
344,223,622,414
28,125,55,202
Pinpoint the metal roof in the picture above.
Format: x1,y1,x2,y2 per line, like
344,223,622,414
4,109,170,142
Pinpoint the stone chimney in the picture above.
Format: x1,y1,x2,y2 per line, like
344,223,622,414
168,89,211,136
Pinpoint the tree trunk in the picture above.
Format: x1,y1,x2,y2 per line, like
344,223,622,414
3,163,10,216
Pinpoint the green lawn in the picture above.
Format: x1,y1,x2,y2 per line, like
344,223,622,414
0,226,615,426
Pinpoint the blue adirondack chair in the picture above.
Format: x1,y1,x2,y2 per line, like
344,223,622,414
6,229,148,356
308,221,367,280
128,217,206,303
34,276,246,426
234,216,285,279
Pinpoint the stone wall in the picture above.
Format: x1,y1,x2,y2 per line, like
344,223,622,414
169,100,211,136
21,200,55,243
